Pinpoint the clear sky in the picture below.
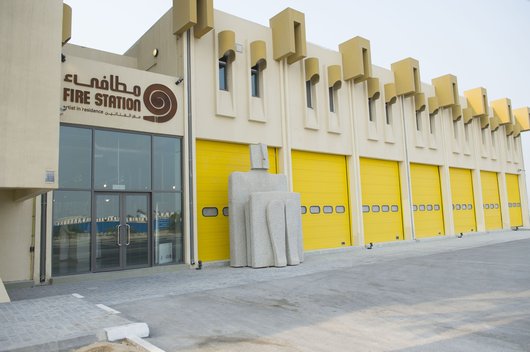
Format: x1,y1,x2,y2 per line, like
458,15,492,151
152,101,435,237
65,0,530,202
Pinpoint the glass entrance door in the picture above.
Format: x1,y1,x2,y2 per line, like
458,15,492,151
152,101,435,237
94,193,150,271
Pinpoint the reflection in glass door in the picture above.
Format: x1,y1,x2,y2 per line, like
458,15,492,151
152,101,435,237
94,193,150,271
125,194,149,267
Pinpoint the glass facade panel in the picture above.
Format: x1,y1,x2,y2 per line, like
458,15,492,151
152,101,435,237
153,136,181,191
53,125,183,275
52,190,91,276
219,57,228,91
125,194,149,267
95,194,121,270
94,130,151,191
153,193,183,265
59,126,92,189
251,66,260,97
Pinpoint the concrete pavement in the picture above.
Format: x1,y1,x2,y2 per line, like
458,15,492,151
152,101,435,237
3,230,530,351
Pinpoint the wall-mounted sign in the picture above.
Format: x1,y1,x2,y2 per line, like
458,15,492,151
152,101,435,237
61,56,184,135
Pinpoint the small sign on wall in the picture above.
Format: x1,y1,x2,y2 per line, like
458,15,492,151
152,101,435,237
45,170,55,183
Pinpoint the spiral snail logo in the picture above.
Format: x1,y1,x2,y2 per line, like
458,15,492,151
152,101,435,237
143,84,178,123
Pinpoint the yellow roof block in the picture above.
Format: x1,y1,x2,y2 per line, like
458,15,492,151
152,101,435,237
391,58,421,97
339,36,372,83
491,98,513,125
194,0,214,38
513,107,530,131
270,8,307,64
172,0,213,38
464,87,489,118
432,74,459,108
62,4,72,46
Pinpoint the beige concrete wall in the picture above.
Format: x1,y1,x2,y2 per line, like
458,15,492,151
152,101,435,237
64,44,138,68
405,84,445,166
354,66,404,162
0,0,62,191
125,9,178,75
193,10,283,147
0,191,33,282
288,43,353,156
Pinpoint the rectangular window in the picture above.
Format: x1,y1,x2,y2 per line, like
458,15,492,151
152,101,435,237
453,120,459,140
464,123,470,142
416,111,422,131
385,103,392,125
306,80,313,108
481,128,487,146
310,206,320,214
368,98,375,122
251,65,259,97
491,131,496,147
219,56,228,91
329,87,335,113
429,114,436,135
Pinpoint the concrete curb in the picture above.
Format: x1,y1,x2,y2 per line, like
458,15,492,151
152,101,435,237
105,323,149,342
126,335,166,352
2,334,98,352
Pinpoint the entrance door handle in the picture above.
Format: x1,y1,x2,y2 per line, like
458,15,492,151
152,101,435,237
116,224,122,247
125,224,131,246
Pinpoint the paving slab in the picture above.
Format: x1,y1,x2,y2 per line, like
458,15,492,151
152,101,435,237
111,232,530,351
3,230,530,351
0,295,132,352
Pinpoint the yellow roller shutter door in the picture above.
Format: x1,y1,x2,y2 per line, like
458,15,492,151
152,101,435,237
196,140,278,262
291,150,351,250
410,164,444,238
360,158,404,244
506,174,523,227
449,168,477,233
480,171,502,230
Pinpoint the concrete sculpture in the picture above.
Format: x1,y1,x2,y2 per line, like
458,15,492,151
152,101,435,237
228,144,304,268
